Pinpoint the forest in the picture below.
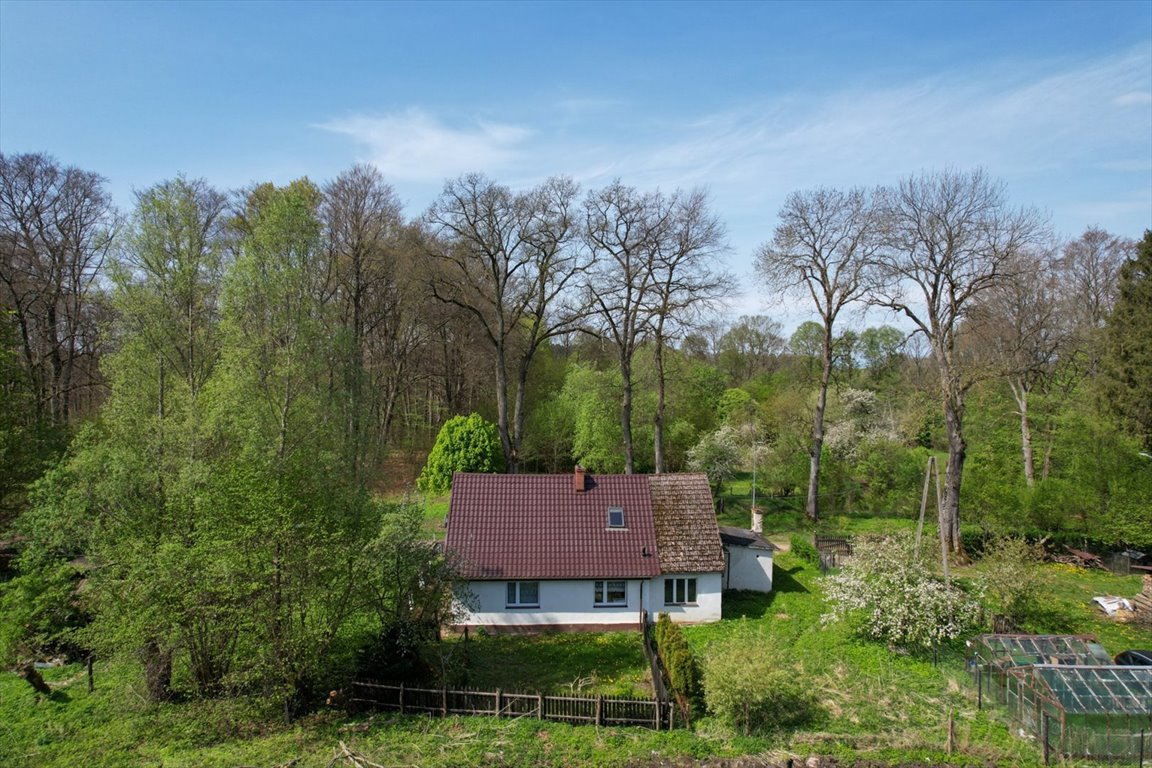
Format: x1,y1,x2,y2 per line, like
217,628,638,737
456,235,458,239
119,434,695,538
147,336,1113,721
1,150,1150,728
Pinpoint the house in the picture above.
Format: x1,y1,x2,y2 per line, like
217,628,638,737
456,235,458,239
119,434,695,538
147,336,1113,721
444,468,775,631
444,468,732,630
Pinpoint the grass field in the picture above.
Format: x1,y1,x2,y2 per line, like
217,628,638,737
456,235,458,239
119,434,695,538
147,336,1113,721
4,486,1151,768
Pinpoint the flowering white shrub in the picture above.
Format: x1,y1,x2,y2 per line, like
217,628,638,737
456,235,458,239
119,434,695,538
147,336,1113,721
823,533,982,650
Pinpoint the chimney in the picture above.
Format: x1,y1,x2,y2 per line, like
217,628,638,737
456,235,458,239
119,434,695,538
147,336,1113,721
574,466,586,493
751,506,763,534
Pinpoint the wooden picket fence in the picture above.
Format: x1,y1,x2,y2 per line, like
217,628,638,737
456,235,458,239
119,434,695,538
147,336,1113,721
349,681,673,730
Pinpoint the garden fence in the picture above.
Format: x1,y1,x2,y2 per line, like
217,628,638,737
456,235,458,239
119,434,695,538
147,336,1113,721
349,681,673,730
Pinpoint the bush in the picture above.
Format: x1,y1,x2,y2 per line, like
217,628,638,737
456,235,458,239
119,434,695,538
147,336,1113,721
654,613,700,710
823,532,982,651
417,414,504,494
702,635,818,734
976,536,1049,630
789,534,819,566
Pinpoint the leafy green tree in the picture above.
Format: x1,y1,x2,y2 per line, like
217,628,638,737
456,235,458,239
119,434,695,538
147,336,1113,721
859,325,905,378
1101,230,1152,451
417,413,505,493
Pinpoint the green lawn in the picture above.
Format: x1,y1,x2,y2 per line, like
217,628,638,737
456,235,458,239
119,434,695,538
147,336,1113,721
3,546,1149,766
453,631,652,697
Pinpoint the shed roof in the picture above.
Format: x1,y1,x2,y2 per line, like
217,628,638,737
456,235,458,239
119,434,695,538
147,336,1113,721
1010,665,1152,715
445,472,723,580
718,525,777,551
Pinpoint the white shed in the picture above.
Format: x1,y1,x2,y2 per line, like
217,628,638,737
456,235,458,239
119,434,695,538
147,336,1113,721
719,525,775,592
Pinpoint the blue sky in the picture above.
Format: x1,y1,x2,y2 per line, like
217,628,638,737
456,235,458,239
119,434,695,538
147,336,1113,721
2,0,1150,320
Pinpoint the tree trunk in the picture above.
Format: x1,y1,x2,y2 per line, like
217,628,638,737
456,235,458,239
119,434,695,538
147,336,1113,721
807,329,835,522
511,356,532,475
621,352,635,474
653,334,666,474
941,397,966,555
143,640,173,701
1009,378,1036,487
494,347,514,473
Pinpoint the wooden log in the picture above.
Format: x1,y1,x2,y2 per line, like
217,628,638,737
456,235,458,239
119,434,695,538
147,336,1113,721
17,662,52,696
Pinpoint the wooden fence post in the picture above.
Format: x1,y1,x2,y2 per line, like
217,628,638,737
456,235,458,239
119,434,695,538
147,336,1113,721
87,655,94,693
399,683,405,714
595,695,603,726
537,693,543,720
495,688,502,719
441,686,448,717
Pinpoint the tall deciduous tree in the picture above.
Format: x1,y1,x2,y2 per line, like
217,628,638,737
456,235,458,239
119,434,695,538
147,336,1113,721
968,245,1067,485
871,169,1047,553
582,181,663,474
756,187,875,521
0,152,118,425
648,189,731,473
323,164,406,474
1058,226,1132,377
424,174,585,473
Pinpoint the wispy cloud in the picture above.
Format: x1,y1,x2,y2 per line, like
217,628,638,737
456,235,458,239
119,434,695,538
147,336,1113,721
318,45,1150,265
317,108,532,181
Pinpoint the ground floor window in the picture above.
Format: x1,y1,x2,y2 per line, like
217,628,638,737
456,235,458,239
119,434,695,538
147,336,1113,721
506,581,539,607
594,580,627,606
664,577,697,605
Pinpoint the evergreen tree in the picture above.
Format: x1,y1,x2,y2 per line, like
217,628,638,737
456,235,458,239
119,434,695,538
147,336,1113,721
1101,230,1152,451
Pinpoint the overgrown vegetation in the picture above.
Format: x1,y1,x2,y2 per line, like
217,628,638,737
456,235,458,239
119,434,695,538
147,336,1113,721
2,150,1150,765
823,533,983,652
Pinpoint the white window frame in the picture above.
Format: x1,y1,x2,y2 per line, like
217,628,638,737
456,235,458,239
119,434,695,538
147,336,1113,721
593,579,627,607
664,577,697,605
506,580,539,608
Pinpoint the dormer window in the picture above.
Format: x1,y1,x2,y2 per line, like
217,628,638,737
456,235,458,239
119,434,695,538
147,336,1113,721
607,506,625,528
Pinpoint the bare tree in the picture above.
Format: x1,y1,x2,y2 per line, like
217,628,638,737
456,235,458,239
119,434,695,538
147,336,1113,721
423,174,585,473
323,164,406,474
582,181,664,474
1057,226,1133,377
648,189,732,472
756,187,876,521
871,169,1048,553
0,152,119,425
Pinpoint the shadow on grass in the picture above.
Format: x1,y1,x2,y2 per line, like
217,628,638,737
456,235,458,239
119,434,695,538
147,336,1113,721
458,632,646,694
721,566,811,620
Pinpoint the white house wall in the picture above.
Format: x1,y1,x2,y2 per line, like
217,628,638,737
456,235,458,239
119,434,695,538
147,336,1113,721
654,573,723,622
459,574,723,628
725,547,774,592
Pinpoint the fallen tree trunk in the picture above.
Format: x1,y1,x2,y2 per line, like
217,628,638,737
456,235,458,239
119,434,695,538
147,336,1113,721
17,661,52,695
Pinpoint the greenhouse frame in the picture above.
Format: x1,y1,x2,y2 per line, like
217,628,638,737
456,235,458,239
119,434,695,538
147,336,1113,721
1005,665,1152,761
968,634,1113,706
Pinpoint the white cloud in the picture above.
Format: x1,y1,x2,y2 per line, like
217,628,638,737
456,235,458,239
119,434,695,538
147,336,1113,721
317,108,532,181
1114,91,1152,106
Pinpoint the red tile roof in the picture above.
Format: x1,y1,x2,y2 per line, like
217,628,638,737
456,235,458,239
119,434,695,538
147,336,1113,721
445,472,723,580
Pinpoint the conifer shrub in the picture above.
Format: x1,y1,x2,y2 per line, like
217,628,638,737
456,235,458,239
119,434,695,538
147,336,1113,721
789,534,820,566
653,612,700,710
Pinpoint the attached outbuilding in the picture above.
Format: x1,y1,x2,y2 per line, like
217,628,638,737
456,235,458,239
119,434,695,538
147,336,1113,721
718,525,775,592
